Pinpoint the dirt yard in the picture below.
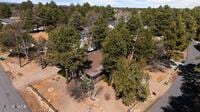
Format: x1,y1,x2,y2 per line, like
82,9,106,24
0,53,178,112
30,32,48,41
0,57,58,89
22,67,176,112
23,75,129,112
133,68,177,112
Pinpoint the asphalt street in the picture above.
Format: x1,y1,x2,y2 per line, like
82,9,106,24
0,65,30,112
147,75,183,112
147,40,200,112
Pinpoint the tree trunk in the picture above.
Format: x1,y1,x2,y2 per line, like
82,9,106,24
108,74,112,86
18,53,22,67
65,69,69,83
24,39,29,60
65,69,72,84
15,36,22,67
26,46,29,60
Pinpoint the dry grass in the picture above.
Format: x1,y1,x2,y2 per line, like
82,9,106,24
30,32,48,41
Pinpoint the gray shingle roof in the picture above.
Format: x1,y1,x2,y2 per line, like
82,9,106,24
185,40,200,65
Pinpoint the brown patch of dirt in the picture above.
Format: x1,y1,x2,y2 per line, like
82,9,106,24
21,89,46,112
156,75,165,83
30,32,48,41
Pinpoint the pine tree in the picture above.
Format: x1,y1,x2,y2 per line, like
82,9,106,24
47,25,87,83
113,57,149,106
127,11,144,34
134,29,156,62
92,17,108,49
0,3,11,18
69,11,84,31
175,14,187,51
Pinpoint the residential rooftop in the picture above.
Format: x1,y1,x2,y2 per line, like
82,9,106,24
84,50,103,78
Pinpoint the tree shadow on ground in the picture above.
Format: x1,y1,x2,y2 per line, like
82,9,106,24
67,79,88,102
162,64,200,112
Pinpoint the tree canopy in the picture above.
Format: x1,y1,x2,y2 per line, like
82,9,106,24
134,29,156,62
92,17,108,49
20,0,33,10
113,57,149,106
47,25,88,82
0,3,12,18
102,23,130,74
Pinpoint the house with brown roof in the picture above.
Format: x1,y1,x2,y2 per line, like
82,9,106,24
84,50,104,83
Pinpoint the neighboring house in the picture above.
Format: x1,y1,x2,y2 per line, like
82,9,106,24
84,50,104,83
185,39,200,65
0,17,21,25
80,27,96,52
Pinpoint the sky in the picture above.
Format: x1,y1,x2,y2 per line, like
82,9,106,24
1,0,200,8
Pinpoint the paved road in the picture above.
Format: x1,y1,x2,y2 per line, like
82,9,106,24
147,75,183,112
147,40,200,112
0,65,30,112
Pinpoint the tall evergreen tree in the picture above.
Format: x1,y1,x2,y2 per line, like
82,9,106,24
103,30,127,73
134,29,156,62
113,57,149,106
0,3,11,18
47,25,87,83
92,17,108,49
20,0,33,10
102,21,134,84
184,12,197,38
175,14,187,51
69,11,84,31
127,11,144,34
35,2,62,26
154,5,174,36
19,0,34,31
